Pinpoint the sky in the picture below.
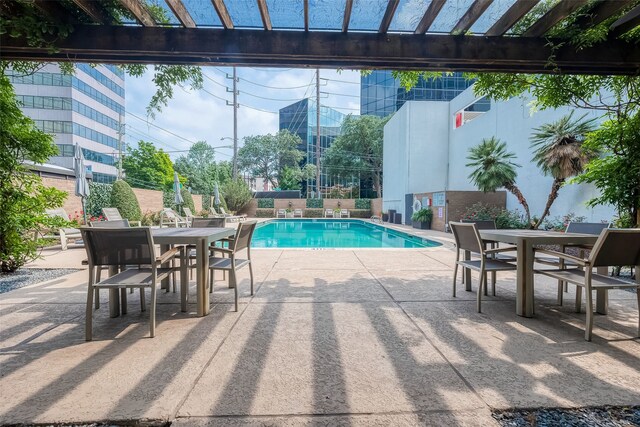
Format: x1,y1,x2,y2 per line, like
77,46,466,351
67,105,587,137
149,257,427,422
124,67,362,162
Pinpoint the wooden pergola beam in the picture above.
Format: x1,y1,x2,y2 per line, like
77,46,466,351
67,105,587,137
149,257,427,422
379,0,399,33
118,0,156,26
573,0,633,29
610,4,640,37
257,0,272,31
165,0,196,28
2,26,638,75
343,0,353,33
523,0,590,37
32,0,77,25
211,0,233,29
304,0,309,31
414,0,445,34
71,0,114,24
485,0,539,36
452,0,493,34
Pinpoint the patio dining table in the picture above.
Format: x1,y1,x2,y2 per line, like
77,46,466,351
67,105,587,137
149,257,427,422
474,229,600,318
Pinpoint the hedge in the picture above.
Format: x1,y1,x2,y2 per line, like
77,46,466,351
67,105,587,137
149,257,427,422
258,198,274,208
256,208,274,218
355,198,371,210
110,180,141,221
306,198,322,208
348,209,372,218
85,183,112,218
303,208,323,218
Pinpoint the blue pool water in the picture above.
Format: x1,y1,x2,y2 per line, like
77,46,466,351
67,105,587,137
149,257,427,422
251,219,441,249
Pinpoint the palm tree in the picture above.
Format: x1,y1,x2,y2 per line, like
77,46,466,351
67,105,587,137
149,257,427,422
467,137,531,226
530,112,596,229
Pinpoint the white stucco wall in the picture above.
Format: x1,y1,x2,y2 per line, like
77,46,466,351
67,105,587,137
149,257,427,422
383,87,616,224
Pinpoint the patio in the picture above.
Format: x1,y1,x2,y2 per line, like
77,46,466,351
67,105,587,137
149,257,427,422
1,230,638,426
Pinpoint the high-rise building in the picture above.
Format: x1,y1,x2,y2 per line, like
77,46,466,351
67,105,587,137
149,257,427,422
279,98,345,196
8,63,124,183
360,71,477,117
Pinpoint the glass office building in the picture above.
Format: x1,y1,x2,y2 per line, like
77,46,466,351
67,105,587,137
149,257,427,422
360,71,475,117
279,98,345,197
8,63,124,183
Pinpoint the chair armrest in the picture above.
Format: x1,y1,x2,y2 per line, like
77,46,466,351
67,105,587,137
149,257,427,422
156,246,183,264
534,248,588,266
212,247,233,255
485,246,517,254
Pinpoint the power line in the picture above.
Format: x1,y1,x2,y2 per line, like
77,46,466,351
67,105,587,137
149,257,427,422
127,111,198,145
238,77,316,90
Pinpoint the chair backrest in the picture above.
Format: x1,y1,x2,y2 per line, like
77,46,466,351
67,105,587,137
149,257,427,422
81,227,154,266
461,219,496,230
341,209,348,213
294,208,302,213
325,209,333,214
565,222,609,235
589,229,640,267
183,207,194,218
46,208,69,221
102,207,123,221
278,209,286,213
230,220,258,252
191,217,226,228
89,219,130,228
449,222,483,254
220,207,228,215
163,208,180,219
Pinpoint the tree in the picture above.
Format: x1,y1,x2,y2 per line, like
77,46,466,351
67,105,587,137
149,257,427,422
174,141,220,195
466,137,531,226
529,112,596,228
223,178,253,213
323,115,389,198
110,180,142,222
237,130,304,187
0,75,67,272
123,140,176,190
278,164,317,191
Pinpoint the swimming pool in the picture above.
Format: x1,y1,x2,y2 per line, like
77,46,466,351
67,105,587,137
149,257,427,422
251,219,441,249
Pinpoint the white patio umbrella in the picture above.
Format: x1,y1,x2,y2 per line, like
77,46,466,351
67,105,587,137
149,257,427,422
74,143,90,224
173,172,183,211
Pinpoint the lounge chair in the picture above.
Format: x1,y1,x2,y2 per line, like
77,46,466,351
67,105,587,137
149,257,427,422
182,207,197,226
102,207,141,226
160,208,189,228
534,228,640,341
277,209,287,218
44,208,82,250
340,209,350,218
324,209,334,218
220,207,247,221
293,209,303,218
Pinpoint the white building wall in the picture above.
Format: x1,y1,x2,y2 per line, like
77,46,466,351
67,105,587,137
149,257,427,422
384,89,616,224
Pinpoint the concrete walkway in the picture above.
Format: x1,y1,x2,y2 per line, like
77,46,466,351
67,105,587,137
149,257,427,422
1,240,638,426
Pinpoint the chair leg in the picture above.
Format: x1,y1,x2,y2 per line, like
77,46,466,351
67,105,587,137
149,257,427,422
230,268,238,312
140,288,146,312
149,285,157,338
85,269,94,341
557,280,564,306
209,268,214,293
575,287,582,313
94,268,102,309
491,271,496,296
636,289,640,338
452,263,458,298
477,265,485,313
483,272,489,296
249,262,254,296
585,288,594,341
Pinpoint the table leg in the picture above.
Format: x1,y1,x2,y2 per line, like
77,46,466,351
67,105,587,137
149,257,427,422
596,266,608,315
108,266,120,318
180,247,188,312
464,250,472,291
160,243,171,291
196,238,209,316
516,239,535,318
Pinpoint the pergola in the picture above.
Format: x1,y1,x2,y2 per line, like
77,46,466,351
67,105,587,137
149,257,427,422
1,0,639,75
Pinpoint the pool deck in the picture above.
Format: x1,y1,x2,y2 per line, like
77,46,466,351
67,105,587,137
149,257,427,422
0,223,638,426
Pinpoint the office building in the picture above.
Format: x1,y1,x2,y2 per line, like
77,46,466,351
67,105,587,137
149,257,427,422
8,63,124,183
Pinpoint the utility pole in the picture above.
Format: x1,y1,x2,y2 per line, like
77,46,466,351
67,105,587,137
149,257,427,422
315,68,321,198
226,67,239,179
117,113,124,179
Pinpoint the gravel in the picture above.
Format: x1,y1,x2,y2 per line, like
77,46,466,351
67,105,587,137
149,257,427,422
0,268,81,294
493,406,640,427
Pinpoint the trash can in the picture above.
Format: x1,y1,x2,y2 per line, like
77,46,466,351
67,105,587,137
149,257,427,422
388,210,396,223
394,213,402,224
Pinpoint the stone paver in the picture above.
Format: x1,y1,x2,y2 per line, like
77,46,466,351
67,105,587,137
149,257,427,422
0,242,638,426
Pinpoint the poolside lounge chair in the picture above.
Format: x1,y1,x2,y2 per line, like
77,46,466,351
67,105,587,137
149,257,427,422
44,208,81,250
182,207,197,226
160,208,189,228
450,222,518,312
534,228,640,341
293,209,303,218
81,226,183,340
340,209,350,218
102,207,141,226
324,209,334,218
220,207,247,221
277,209,287,218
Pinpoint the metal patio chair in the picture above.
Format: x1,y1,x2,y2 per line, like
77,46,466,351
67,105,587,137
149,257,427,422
340,209,350,218
450,222,518,312
81,227,183,340
324,209,334,218
293,209,303,218
277,209,287,218
535,228,640,341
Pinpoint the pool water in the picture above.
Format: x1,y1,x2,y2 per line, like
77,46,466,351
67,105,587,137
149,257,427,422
251,219,441,249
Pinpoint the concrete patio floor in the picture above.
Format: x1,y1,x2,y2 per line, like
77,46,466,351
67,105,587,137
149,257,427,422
1,233,638,426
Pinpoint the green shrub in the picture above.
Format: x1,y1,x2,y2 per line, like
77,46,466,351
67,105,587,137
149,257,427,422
111,180,142,221
258,198,274,208
349,209,372,218
256,208,274,218
202,194,211,210
141,211,161,226
495,209,528,229
180,188,195,214
461,202,527,229
223,178,252,212
542,212,586,231
306,198,322,208
355,198,371,210
411,208,433,222
85,183,113,218
303,208,323,218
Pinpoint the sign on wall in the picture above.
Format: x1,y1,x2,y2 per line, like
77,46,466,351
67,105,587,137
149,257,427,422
433,192,446,207
438,207,443,218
